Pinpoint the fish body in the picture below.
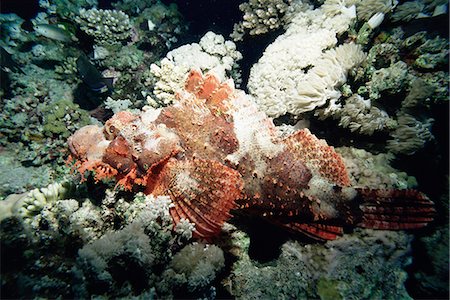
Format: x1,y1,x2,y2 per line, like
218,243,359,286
68,70,435,240
76,53,110,93
34,24,78,42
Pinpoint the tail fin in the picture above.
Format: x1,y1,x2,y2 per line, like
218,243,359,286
356,188,436,230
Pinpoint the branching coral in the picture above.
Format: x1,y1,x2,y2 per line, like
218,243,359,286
231,0,294,41
75,8,132,45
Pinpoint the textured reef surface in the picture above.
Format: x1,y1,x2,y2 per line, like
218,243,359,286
0,0,448,299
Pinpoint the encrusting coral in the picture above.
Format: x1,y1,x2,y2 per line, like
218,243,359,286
336,147,418,189
227,225,414,299
68,69,435,241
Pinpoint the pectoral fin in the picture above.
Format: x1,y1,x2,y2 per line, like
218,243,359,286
148,158,244,239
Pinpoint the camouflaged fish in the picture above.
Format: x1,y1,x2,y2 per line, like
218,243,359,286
68,69,435,240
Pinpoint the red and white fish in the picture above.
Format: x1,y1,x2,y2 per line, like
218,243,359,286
68,69,435,240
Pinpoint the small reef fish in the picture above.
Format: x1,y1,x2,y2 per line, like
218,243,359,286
34,24,78,42
76,53,111,94
68,70,435,240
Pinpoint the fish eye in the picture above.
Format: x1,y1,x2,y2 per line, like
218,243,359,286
108,125,116,133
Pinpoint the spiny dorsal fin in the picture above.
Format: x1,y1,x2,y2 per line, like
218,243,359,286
283,129,351,186
183,69,235,108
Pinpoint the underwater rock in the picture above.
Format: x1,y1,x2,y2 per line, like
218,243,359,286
227,226,414,299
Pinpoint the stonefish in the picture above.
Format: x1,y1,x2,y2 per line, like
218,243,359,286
68,70,435,240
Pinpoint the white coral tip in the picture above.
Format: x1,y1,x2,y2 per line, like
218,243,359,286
341,5,356,19
367,12,385,29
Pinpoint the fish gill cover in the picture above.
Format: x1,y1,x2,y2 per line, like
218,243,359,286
0,0,448,299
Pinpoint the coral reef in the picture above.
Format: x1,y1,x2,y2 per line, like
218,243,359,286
226,223,414,299
316,26,448,154
353,0,398,21
1,185,224,299
247,0,365,117
114,0,186,48
0,89,91,167
39,0,98,19
231,0,295,41
337,146,417,188
0,13,27,50
317,94,397,135
413,224,449,296
241,0,447,156
163,243,225,293
392,0,448,22
0,0,447,299
0,151,54,199
386,112,434,155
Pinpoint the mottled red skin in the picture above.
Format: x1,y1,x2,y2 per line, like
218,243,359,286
103,136,136,173
155,105,238,162
68,69,435,240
